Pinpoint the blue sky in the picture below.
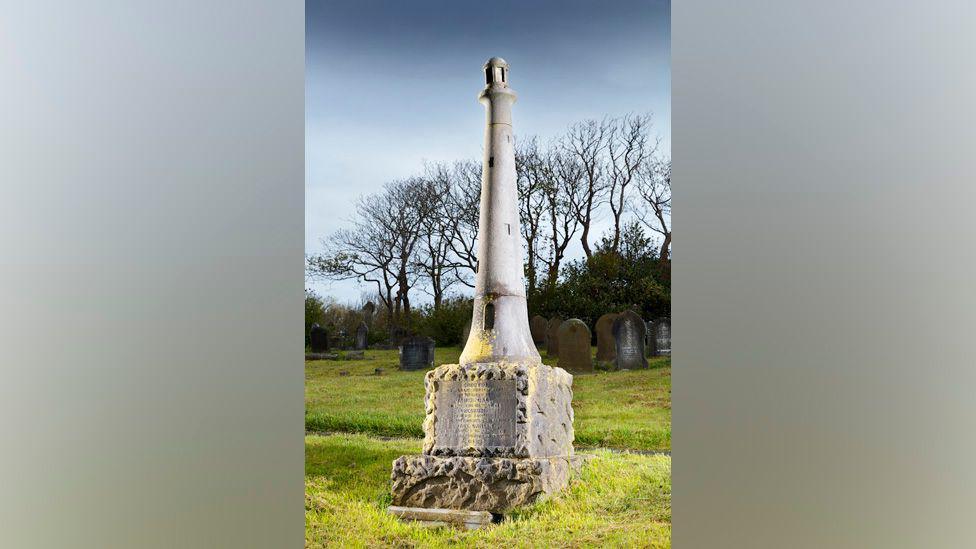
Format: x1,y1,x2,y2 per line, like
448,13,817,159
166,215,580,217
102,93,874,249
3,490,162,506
306,0,670,303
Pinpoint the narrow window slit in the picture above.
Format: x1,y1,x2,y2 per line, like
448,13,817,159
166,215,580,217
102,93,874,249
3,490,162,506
488,157,494,167
484,303,495,330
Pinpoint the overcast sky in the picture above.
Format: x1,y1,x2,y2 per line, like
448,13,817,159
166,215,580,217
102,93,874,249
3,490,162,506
306,0,670,303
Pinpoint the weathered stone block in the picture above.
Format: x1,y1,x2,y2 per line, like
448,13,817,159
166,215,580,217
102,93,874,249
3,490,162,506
391,454,586,512
421,362,574,458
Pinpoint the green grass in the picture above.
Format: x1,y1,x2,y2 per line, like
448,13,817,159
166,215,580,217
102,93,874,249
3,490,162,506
305,347,671,451
305,433,671,548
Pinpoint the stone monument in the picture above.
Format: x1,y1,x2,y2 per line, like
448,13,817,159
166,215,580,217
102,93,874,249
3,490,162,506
650,317,671,356
399,336,435,371
530,315,548,344
355,321,368,350
557,319,593,373
390,58,583,525
545,316,562,357
613,310,648,369
308,323,329,353
594,313,618,364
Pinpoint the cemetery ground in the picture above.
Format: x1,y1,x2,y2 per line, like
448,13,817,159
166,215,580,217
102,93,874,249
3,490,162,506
305,347,672,547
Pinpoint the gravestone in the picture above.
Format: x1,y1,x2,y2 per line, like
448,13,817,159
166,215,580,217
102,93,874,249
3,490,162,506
545,317,563,357
613,310,648,369
308,323,329,353
399,336,435,371
530,315,548,345
557,319,593,373
355,321,368,350
594,313,618,364
650,317,671,356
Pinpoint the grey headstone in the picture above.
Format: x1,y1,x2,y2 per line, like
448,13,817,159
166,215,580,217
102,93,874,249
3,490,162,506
530,315,548,344
613,310,648,369
308,323,329,352
399,336,435,371
545,317,563,357
650,317,671,356
355,321,368,350
557,319,593,373
594,313,619,363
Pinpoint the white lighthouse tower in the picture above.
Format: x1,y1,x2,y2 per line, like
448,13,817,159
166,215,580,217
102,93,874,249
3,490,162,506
459,57,541,367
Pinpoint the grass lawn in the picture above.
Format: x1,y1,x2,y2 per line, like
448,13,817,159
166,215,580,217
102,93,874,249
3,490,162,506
305,347,671,452
305,433,671,548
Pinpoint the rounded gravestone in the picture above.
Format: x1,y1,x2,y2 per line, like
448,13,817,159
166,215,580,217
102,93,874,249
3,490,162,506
651,317,671,356
530,315,548,345
399,335,435,371
309,323,329,353
355,321,369,350
613,310,648,369
545,317,563,357
557,319,593,373
594,313,619,364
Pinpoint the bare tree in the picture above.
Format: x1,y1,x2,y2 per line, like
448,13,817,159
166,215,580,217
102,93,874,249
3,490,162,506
437,160,482,287
607,114,658,252
636,157,671,263
515,136,548,295
561,118,612,259
415,168,459,308
307,178,428,331
540,147,582,288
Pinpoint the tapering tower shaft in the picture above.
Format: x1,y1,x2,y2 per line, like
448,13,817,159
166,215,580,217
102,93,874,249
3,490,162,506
460,58,541,366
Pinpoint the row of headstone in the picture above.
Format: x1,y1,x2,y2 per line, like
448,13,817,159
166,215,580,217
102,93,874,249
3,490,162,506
309,322,369,352
527,311,670,371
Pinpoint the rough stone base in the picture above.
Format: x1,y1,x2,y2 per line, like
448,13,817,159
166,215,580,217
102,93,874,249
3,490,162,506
390,454,586,513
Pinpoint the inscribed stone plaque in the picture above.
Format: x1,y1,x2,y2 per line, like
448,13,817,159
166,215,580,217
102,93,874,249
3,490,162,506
613,310,648,369
434,379,518,449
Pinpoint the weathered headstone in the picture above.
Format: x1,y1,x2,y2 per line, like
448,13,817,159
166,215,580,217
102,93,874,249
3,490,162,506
557,319,593,373
594,313,619,364
399,336,435,371
355,321,368,350
613,310,648,369
390,59,584,524
308,323,329,352
650,317,671,356
530,315,548,345
545,317,563,357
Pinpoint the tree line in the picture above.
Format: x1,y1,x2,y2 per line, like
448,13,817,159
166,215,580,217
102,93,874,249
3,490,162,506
306,113,671,332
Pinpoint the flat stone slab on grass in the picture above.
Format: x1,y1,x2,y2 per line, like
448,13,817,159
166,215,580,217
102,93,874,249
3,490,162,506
305,352,339,361
387,506,494,530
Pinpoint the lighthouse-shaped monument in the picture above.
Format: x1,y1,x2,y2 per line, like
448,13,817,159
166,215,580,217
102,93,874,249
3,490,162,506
389,58,582,527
